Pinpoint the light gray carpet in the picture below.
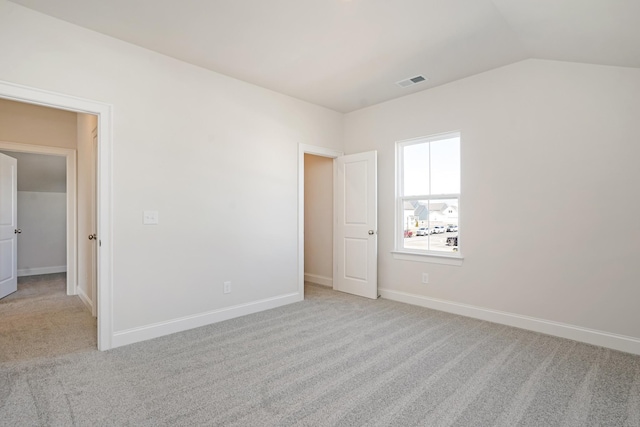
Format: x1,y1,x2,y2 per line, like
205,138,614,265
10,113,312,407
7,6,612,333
1,281,639,426
0,273,96,362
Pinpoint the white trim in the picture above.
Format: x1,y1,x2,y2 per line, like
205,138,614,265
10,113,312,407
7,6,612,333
392,251,464,266
112,292,301,348
379,288,640,356
0,141,77,294
17,265,67,277
398,131,462,146
77,286,93,313
0,80,114,351
304,273,333,287
298,144,343,299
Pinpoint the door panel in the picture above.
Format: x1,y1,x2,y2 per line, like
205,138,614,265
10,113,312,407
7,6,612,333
344,238,368,280
344,161,368,224
0,153,18,299
334,151,377,299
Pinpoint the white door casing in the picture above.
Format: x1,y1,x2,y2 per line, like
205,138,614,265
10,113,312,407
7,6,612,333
90,127,98,316
334,151,378,299
0,152,18,299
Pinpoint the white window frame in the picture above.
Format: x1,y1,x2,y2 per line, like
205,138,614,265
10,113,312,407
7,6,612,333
393,132,463,265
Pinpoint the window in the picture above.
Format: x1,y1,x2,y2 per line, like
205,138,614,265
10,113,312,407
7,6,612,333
396,132,460,257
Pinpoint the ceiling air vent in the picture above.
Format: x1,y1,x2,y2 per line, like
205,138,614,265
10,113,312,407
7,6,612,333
396,75,428,88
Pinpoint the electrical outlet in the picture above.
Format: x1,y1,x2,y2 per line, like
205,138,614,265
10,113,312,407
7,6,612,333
422,273,429,284
223,281,231,294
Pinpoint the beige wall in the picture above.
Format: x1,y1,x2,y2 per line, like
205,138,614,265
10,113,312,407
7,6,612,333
0,90,76,283
344,59,640,340
77,113,97,305
0,98,77,148
304,154,333,285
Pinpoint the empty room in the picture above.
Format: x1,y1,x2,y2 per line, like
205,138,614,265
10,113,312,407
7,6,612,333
0,0,639,425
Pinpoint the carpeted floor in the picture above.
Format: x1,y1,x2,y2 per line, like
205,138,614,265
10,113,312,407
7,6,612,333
0,273,96,362
1,279,639,426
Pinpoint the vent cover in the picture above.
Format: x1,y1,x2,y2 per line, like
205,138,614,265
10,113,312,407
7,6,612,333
396,75,428,88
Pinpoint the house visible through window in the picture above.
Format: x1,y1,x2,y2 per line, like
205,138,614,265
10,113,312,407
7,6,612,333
396,132,460,255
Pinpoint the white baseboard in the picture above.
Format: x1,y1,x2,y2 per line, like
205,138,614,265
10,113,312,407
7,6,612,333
18,265,67,277
379,288,640,356
77,287,93,313
111,292,302,349
304,273,333,288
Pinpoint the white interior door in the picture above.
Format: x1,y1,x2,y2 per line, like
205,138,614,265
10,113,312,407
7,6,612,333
0,152,18,299
334,151,378,299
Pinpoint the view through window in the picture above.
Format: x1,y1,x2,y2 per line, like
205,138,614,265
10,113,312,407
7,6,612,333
397,133,460,254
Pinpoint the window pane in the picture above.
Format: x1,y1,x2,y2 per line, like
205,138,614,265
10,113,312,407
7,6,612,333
402,198,459,253
427,199,459,253
403,199,429,251
403,143,429,196
430,137,460,195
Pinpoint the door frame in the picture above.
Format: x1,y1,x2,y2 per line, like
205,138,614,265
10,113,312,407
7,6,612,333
298,144,343,299
0,141,77,296
0,80,114,351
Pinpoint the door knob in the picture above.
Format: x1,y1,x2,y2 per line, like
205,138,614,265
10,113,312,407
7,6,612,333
88,234,97,240
368,230,375,235
14,229,21,234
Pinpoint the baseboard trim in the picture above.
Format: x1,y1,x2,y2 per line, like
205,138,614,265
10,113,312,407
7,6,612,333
77,287,93,313
379,288,640,356
304,273,333,288
112,292,302,349
18,266,67,277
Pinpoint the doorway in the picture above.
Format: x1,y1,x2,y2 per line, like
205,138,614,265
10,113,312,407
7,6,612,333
0,142,77,295
0,150,68,281
0,109,98,358
0,80,113,350
299,144,379,300
298,144,342,299
303,153,334,288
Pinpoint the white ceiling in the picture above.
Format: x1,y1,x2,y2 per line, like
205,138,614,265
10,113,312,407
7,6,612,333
8,0,640,112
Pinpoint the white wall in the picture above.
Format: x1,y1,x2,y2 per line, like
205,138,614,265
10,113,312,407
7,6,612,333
16,191,66,276
0,1,343,340
344,59,640,344
304,154,333,286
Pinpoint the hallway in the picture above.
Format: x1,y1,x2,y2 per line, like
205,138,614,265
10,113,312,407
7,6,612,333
0,273,96,362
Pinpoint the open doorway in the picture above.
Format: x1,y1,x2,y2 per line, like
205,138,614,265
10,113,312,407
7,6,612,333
299,145,379,300
298,144,342,299
0,97,99,357
0,80,113,350
0,150,68,279
303,153,334,288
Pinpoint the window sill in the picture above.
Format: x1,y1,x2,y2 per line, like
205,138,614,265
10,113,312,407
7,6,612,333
392,251,464,266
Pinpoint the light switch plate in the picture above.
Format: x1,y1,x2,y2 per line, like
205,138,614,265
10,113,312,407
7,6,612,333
143,210,159,225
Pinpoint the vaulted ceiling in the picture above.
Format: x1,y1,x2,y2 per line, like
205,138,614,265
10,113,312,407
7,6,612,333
8,0,640,112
